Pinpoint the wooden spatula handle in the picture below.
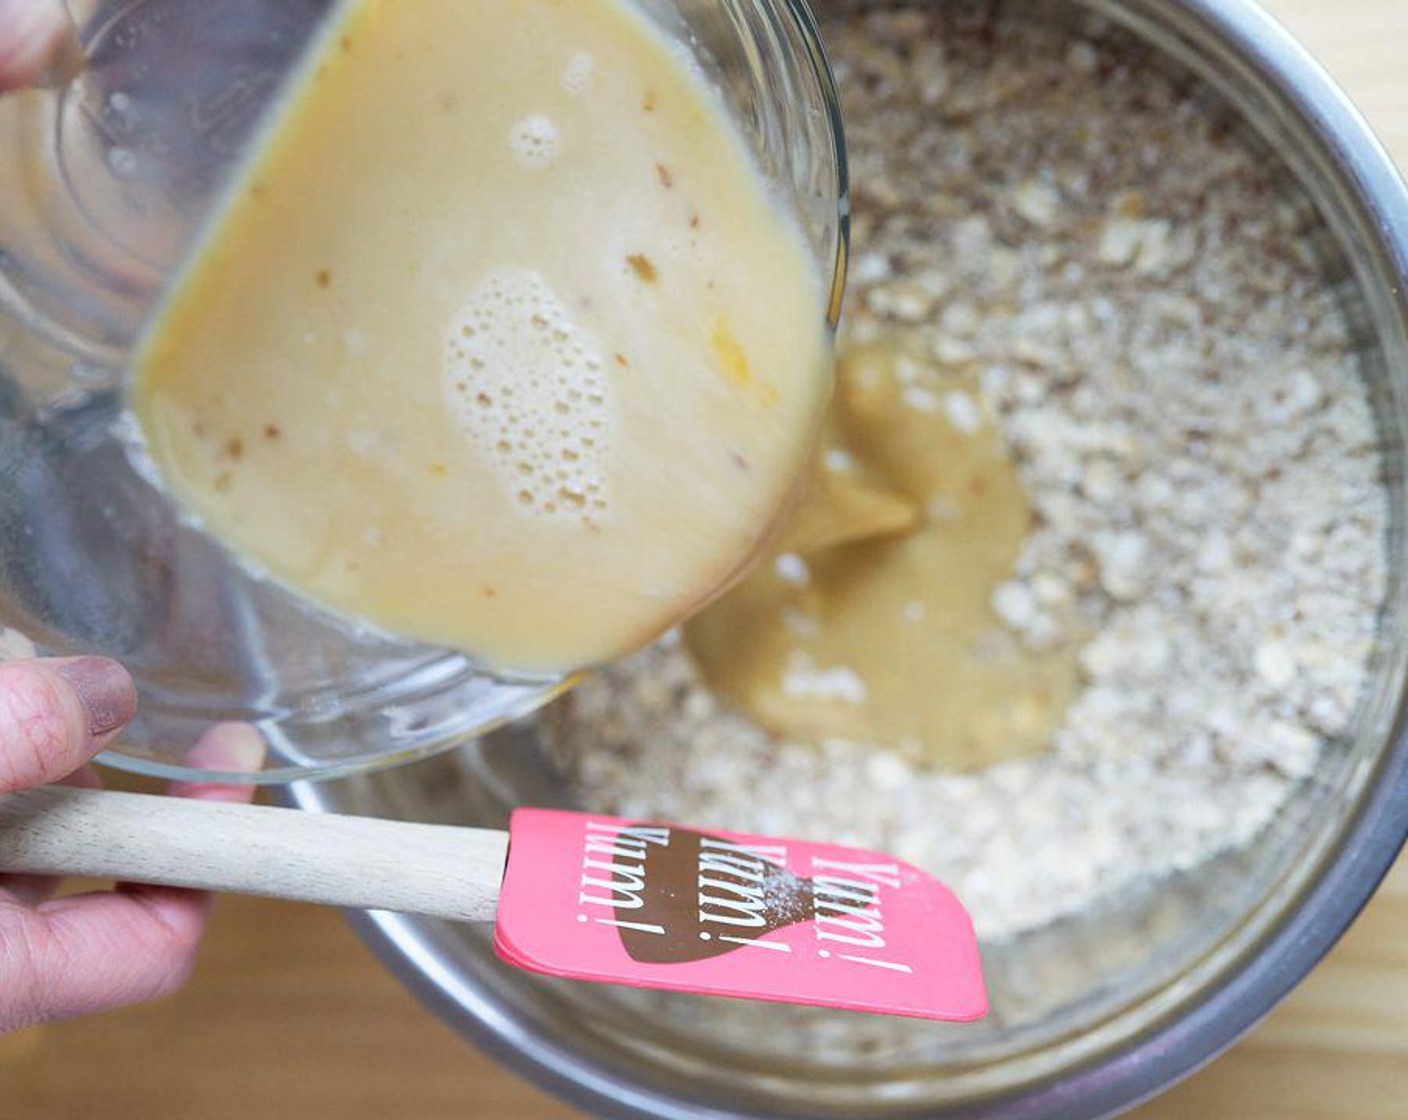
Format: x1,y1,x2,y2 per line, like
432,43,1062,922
0,787,508,923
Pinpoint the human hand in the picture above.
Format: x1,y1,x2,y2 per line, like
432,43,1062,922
0,0,73,92
0,657,263,1034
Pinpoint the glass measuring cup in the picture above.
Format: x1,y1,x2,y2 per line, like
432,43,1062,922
0,0,847,783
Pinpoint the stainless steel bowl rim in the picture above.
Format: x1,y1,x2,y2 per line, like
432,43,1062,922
294,0,1408,1116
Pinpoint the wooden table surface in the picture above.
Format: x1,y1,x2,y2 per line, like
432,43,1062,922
3,2,1408,1117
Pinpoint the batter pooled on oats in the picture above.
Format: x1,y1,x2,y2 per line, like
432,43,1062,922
547,6,1388,941
687,332,1082,771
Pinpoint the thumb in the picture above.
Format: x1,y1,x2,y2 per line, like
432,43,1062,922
0,0,72,92
0,656,136,791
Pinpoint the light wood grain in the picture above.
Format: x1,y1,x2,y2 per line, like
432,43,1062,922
2,1,1406,1118
1262,0,1408,173
0,787,508,923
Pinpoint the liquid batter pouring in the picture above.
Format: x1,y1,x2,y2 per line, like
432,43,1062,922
133,0,832,674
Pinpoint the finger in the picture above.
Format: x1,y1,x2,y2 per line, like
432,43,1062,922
0,656,136,792
1,726,265,1029
165,721,267,803
0,763,102,906
4,885,207,1028
0,0,71,92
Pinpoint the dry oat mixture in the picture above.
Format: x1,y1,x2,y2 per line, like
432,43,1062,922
548,6,1388,939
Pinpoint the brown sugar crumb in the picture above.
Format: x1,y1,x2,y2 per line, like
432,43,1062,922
730,451,750,472
340,34,353,53
642,89,658,112
689,212,700,229
222,436,244,460
626,254,657,283
655,163,674,188
430,462,448,477
614,353,628,367
263,423,281,440
315,269,332,289
483,586,498,599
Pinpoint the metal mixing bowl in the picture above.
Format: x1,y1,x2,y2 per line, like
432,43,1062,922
292,0,1408,1115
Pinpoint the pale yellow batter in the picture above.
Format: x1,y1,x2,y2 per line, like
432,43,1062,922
133,0,831,675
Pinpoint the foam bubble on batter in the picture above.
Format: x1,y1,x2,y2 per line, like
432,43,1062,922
444,268,613,526
508,115,559,169
562,51,594,95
